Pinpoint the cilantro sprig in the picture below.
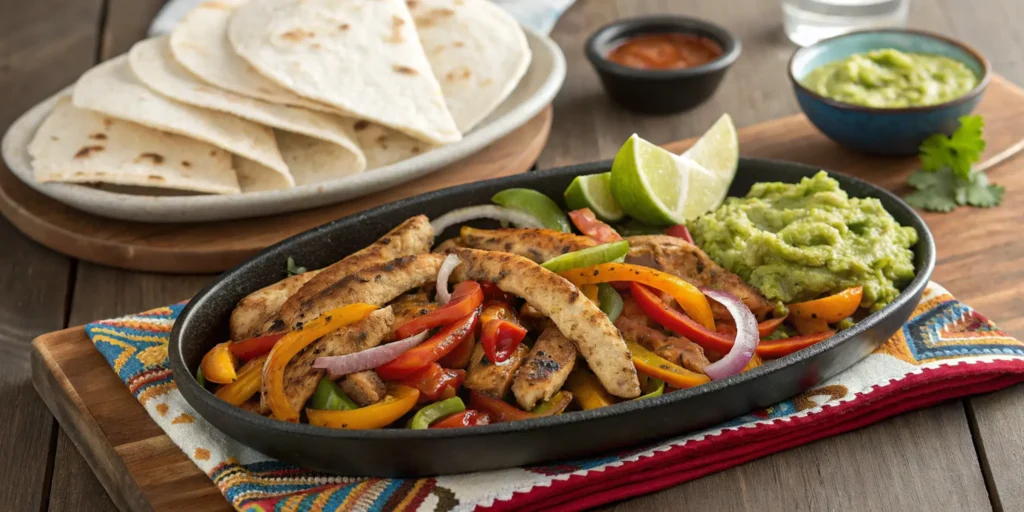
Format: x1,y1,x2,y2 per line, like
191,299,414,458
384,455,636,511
904,115,1005,212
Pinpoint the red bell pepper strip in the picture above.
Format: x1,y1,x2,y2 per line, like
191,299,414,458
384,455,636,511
568,208,622,243
757,331,835,359
480,282,516,303
228,333,284,361
480,319,528,364
430,409,492,428
664,225,694,244
399,362,467,401
468,391,534,422
377,311,479,380
717,315,789,339
437,332,475,369
394,281,483,339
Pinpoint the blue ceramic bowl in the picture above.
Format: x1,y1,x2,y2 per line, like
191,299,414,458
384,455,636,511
789,29,990,155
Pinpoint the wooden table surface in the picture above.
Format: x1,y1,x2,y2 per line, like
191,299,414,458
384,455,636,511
2,0,1023,510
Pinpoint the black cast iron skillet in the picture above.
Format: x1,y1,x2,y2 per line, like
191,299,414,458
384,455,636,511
170,158,935,477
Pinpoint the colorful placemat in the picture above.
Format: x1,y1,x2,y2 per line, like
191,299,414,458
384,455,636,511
85,283,1024,512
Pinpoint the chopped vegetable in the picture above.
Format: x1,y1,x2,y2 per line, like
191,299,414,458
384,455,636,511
480,300,518,324
228,333,284,361
757,331,835,359
313,330,429,378
636,378,665,400
905,115,1004,211
540,240,630,273
530,390,573,416
628,341,710,389
394,281,483,339
791,315,831,335
430,409,492,428
597,283,623,322
568,208,622,243
310,375,358,410
788,286,863,324
630,283,734,353
480,318,528,364
306,384,419,429
377,312,480,380
201,342,239,384
492,188,571,232
561,263,715,330
564,369,615,410
286,256,307,276
582,284,600,303
664,225,694,244
430,205,545,234
437,332,475,369
398,362,466,401
435,254,462,304
469,391,534,422
264,303,378,422
408,397,466,429
700,289,758,380
757,316,788,338
215,354,268,406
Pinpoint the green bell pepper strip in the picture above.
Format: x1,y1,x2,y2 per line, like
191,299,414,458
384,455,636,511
408,397,466,429
492,188,571,232
310,376,359,411
529,390,573,416
540,240,630,273
195,366,207,389
636,378,665,400
597,283,624,322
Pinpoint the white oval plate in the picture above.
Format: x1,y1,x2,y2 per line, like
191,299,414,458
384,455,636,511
2,28,565,223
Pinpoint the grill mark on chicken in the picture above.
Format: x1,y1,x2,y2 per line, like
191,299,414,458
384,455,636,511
512,327,577,409
615,315,709,373
465,342,529,398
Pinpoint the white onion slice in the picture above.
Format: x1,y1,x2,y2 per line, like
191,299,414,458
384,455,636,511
312,331,429,378
700,288,759,380
430,205,544,235
436,254,461,304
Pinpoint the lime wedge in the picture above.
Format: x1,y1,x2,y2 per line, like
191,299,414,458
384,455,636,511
681,114,739,218
609,134,689,225
492,188,571,232
541,240,630,273
564,173,624,222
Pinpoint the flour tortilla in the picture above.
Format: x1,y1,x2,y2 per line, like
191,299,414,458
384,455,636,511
29,97,240,194
72,55,293,191
228,0,461,145
236,129,369,187
130,36,368,183
170,0,337,113
411,0,531,132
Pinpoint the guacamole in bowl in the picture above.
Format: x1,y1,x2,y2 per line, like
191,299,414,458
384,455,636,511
690,171,918,310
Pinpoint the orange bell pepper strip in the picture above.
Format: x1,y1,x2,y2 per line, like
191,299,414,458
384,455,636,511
791,315,831,335
559,263,715,330
263,303,377,422
306,384,419,429
628,341,711,389
582,284,600,303
757,316,788,338
564,369,616,410
201,342,239,384
757,331,835,359
743,353,763,372
788,286,863,324
399,362,467,402
215,354,268,406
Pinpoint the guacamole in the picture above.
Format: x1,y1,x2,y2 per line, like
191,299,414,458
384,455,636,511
801,48,978,108
690,172,918,310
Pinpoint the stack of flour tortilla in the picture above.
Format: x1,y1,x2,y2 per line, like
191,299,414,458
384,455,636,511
28,0,531,195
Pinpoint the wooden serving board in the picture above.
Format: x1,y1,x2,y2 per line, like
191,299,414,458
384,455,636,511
0,106,552,274
31,75,1024,512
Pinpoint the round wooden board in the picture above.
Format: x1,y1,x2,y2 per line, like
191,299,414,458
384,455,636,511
0,106,552,274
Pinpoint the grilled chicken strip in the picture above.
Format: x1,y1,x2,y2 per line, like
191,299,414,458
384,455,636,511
459,227,596,263
465,342,530,398
229,272,319,341
387,292,437,340
339,370,387,406
615,316,710,373
261,307,394,414
269,215,433,332
432,237,465,253
625,235,773,319
450,248,641,398
511,327,577,409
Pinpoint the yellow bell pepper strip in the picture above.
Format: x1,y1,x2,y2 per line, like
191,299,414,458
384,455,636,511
307,384,419,429
564,369,616,410
744,353,763,372
530,390,574,415
628,341,711,389
309,375,358,411
408,397,466,429
201,342,239,384
215,354,268,406
264,303,377,422
788,286,863,324
559,263,715,330
582,284,600,303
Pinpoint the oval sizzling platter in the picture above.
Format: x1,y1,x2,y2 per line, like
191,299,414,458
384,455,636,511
170,158,935,477
1,28,565,224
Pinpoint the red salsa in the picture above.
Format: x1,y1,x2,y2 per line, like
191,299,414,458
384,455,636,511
607,33,723,70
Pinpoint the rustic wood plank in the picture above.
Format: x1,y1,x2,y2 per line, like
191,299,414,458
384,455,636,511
0,0,102,510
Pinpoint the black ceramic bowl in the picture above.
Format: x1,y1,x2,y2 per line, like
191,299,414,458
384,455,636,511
170,158,934,477
585,16,741,114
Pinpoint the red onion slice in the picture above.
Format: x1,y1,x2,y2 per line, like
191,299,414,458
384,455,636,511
700,288,758,380
312,331,429,378
436,254,461,304
430,205,544,235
